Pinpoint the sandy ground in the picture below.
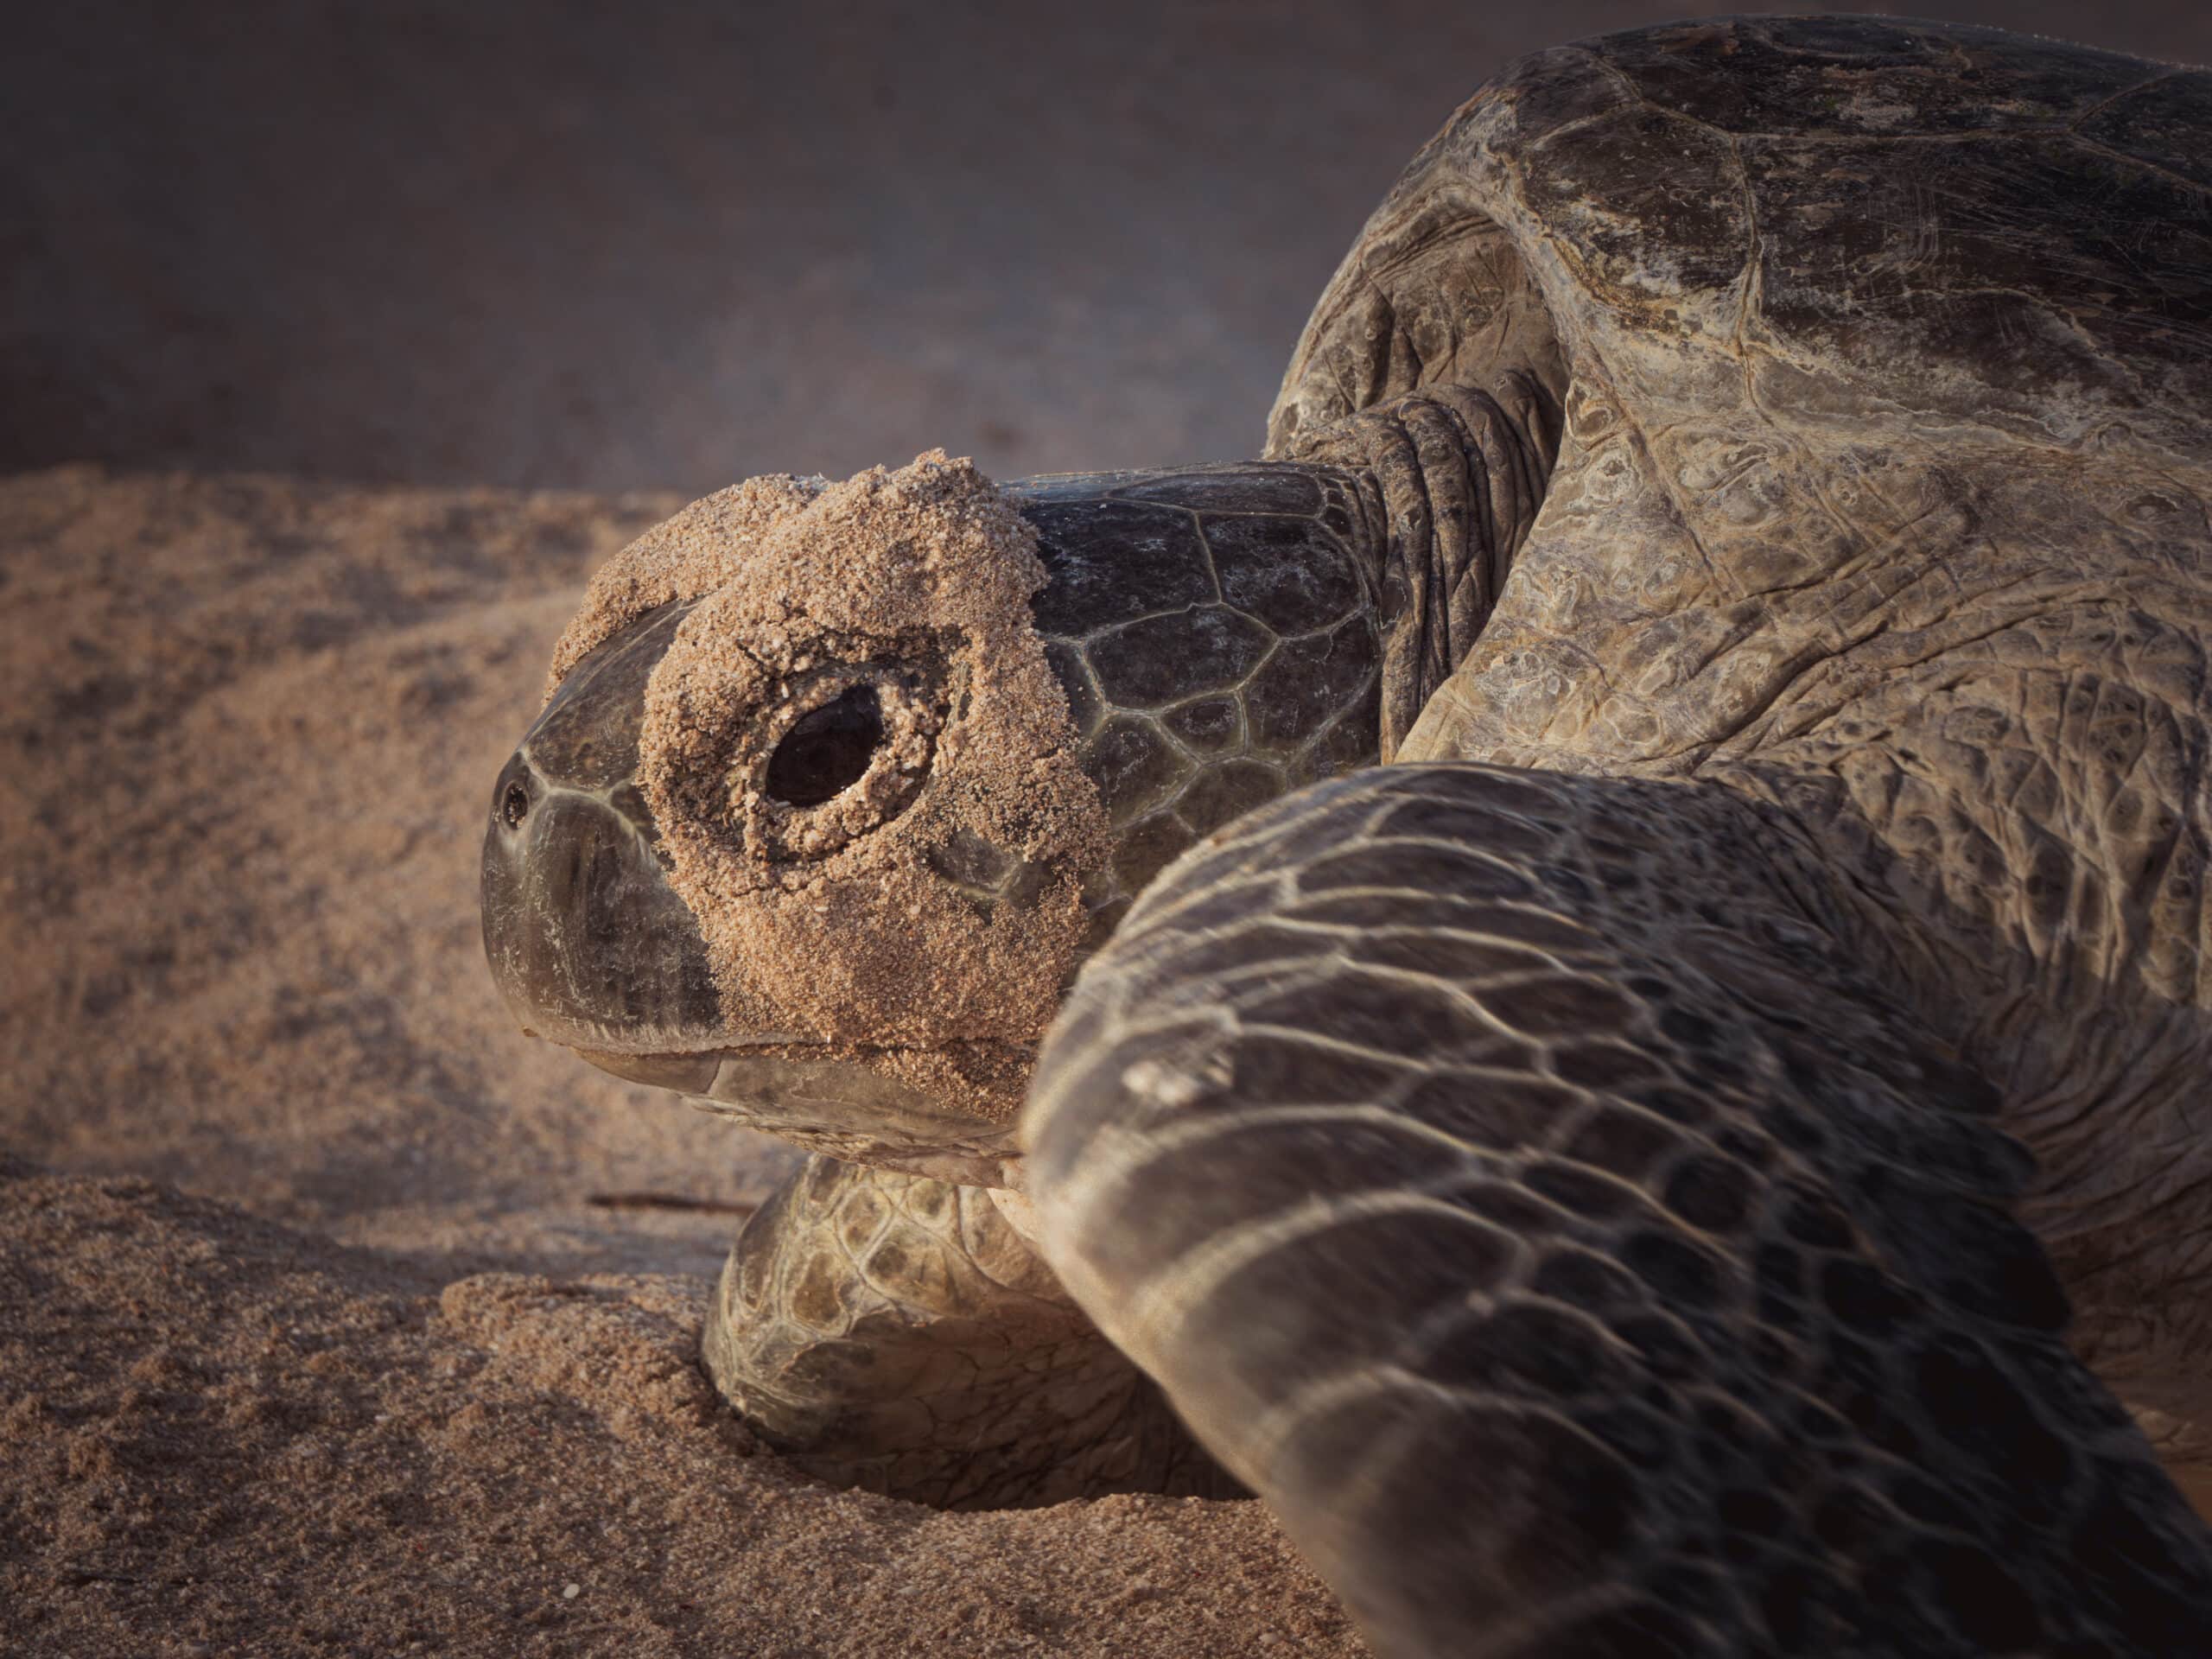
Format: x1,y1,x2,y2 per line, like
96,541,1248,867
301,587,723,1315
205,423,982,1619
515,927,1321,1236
0,467,1362,1656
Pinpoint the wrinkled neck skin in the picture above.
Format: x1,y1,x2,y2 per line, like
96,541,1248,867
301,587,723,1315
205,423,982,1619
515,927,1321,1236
1410,406,2212,1419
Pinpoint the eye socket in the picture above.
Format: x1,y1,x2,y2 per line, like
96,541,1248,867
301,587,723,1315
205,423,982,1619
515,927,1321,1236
766,684,886,807
501,779,531,829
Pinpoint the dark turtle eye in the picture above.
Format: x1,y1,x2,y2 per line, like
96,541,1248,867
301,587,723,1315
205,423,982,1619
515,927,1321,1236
766,684,885,807
501,779,531,829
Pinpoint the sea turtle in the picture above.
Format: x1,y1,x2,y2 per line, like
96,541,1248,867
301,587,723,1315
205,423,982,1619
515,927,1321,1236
480,15,2212,1654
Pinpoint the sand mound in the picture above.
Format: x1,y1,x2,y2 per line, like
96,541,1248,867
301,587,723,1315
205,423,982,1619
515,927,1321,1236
0,467,1360,1656
0,1162,1354,1657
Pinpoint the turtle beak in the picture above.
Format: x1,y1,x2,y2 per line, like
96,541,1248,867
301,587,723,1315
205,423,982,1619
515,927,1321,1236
478,601,734,1061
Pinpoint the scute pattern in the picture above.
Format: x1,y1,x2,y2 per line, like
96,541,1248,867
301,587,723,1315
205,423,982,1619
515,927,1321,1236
1008,467,1388,946
1027,765,2212,1656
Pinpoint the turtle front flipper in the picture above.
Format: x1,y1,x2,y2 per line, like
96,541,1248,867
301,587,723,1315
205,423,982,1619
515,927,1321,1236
704,1152,1236,1509
1026,764,2212,1656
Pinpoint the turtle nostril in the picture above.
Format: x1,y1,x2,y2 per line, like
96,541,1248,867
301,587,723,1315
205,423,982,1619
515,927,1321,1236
766,684,886,807
502,780,531,830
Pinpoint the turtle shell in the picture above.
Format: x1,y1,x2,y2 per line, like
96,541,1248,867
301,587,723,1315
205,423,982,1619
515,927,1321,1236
1268,16,2212,785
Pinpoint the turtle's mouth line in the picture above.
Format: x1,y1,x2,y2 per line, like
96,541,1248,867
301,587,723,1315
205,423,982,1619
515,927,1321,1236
569,1038,1035,1091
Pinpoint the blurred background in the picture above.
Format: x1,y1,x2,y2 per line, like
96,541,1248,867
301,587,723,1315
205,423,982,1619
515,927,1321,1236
10,0,2212,498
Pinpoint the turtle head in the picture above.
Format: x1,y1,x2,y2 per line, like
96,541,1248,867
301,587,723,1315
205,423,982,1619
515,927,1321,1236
481,455,1113,1185
482,451,1392,1185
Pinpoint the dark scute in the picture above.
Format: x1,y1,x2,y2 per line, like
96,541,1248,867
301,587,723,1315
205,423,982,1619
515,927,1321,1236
1079,1118,1468,1294
1203,512,1363,634
1242,616,1379,749
1648,1560,1734,1624
1574,1407,1672,1468
1022,498,1214,637
1078,895,1130,956
1370,792,1554,856
789,1250,847,1330
1299,838,1532,902
1081,715,1189,828
1480,972,1639,1036
1128,873,1281,940
1382,766,1567,825
1766,1101,1828,1155
1779,1186,1854,1249
1532,1247,1645,1312
1419,1300,1624,1398
1758,1561,1847,1650
1351,929,1548,982
1086,605,1274,709
1658,1006,1723,1050
1503,41,1639,140
1662,1154,1755,1232
1622,1230,1730,1311
1395,1073,1578,1153
1242,967,1479,1056
1121,921,1329,1010
1283,675,1382,789
524,599,691,789
1559,1104,1684,1183
1633,1085,1713,1128
1109,811,1198,899
1210,1030,1408,1107
1176,759,1285,838
1452,1179,1565,1237
1198,1210,1519,1403
1160,693,1241,753
1525,1161,1640,1221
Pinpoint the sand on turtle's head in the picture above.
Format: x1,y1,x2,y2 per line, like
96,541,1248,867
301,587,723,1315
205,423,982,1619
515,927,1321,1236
551,452,1106,1132
543,471,828,700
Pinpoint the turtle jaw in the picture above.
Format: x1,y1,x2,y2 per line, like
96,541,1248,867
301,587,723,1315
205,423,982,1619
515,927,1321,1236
480,594,1049,1186
480,742,744,1058
483,734,1035,1186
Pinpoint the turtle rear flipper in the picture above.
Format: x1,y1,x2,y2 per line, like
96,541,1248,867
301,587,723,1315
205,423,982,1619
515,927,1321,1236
705,1153,1236,1509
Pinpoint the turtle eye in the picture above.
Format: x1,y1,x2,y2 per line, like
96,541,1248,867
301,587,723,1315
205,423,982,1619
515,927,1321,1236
766,683,885,807
501,779,531,829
